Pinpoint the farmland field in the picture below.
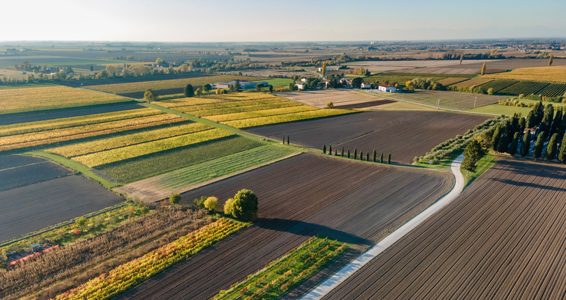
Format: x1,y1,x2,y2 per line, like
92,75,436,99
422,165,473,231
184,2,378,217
85,75,264,98
159,93,354,128
538,83,566,97
362,73,450,86
115,145,296,202
0,86,132,115
486,65,566,82
98,136,263,183
322,159,566,300
278,89,416,110
0,154,72,191
498,80,549,96
116,153,453,300
246,111,489,164
0,175,123,242
452,77,494,88
373,90,505,110
436,77,469,86
0,108,185,151
476,79,518,94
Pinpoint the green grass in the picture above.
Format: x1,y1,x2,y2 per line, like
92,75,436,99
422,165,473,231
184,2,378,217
256,78,294,86
461,153,497,187
149,145,296,189
213,236,348,300
0,82,56,90
98,136,263,183
470,104,538,116
414,150,463,171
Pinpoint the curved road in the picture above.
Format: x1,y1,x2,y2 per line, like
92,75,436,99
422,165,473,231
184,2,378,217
301,154,465,300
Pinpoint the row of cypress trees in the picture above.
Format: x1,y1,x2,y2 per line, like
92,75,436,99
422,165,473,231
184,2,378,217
322,145,391,164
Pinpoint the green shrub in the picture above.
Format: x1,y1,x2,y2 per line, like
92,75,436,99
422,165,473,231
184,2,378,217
169,193,181,204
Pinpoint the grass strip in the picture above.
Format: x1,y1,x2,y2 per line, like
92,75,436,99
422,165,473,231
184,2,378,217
461,153,497,187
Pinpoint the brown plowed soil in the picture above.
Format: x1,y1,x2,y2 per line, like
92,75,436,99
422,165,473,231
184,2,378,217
116,153,453,300
323,159,566,300
245,111,489,164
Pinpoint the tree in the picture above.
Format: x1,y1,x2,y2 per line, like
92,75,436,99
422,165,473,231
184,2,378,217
491,124,502,152
75,217,87,228
194,196,207,209
461,140,486,176
351,77,363,89
321,61,327,77
216,88,224,95
90,65,94,72
196,87,203,96
288,82,295,91
551,107,563,136
156,58,164,65
540,104,554,133
224,198,235,215
231,189,258,222
366,153,370,161
533,132,545,159
169,193,181,204
373,149,377,162
526,110,535,128
184,84,194,97
287,136,289,145
341,147,345,157
282,136,285,144
549,54,554,67
204,196,221,212
518,117,526,134
231,79,242,92
144,89,156,102
380,153,384,163
323,145,326,154
509,132,520,156
347,150,350,158
481,61,487,76
546,133,559,160
329,145,332,155
255,83,262,92
326,102,334,108
354,148,357,159
388,153,391,164
496,129,509,153
269,85,273,93
459,53,464,65
203,84,212,94
558,134,566,162
521,132,531,157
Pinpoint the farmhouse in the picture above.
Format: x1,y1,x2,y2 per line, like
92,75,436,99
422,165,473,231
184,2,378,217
340,78,351,86
295,82,306,90
378,85,397,93
318,67,331,72
361,82,372,89
214,80,268,90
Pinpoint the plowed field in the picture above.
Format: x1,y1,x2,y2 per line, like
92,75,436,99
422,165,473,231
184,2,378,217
246,111,489,164
323,159,566,300
115,153,452,300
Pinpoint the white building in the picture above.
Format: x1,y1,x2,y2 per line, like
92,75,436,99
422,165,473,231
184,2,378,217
295,83,306,90
361,82,372,89
378,85,397,93
214,80,268,90
318,67,331,72
300,78,308,82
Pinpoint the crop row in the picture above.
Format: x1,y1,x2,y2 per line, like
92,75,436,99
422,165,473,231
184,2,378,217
499,81,549,96
452,78,493,88
48,123,212,158
175,99,300,116
86,75,263,94
0,86,130,115
55,218,249,300
1,209,207,299
74,128,234,167
476,79,517,93
436,77,469,86
159,95,280,109
213,236,347,300
206,106,317,122
0,114,185,151
0,108,161,137
98,136,262,183
225,109,353,128
538,83,566,97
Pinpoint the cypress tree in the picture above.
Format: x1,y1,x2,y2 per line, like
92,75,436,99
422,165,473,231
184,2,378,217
551,107,563,136
546,133,559,160
323,145,326,154
380,153,384,163
329,145,332,154
282,136,285,144
540,104,554,133
497,130,509,153
509,132,519,156
335,150,337,156
520,132,531,157
533,132,545,159
341,147,344,157
526,110,535,129
518,117,526,134
558,134,566,162
536,101,545,125
373,149,377,162
481,61,487,75
354,148,357,159
491,124,502,152
287,136,289,145
366,153,370,161
559,111,566,140
388,153,391,164
360,151,363,160
347,150,350,158
549,54,554,67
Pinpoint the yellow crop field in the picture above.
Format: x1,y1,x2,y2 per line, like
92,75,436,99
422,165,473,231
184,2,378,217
0,86,131,114
86,75,264,94
48,123,211,157
74,128,234,167
0,112,184,151
206,106,316,122
452,78,494,88
225,109,353,128
486,66,566,82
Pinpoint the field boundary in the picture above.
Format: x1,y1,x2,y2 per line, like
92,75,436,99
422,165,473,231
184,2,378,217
301,154,465,300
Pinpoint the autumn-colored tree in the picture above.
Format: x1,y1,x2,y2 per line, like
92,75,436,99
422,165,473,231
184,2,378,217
549,54,554,67
481,61,487,75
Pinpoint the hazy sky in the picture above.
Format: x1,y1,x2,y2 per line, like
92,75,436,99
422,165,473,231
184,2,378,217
2,0,565,42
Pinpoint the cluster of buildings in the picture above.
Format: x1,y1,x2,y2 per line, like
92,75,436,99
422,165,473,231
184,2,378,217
214,80,268,90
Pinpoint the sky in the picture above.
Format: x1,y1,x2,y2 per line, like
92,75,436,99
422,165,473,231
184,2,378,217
2,0,565,42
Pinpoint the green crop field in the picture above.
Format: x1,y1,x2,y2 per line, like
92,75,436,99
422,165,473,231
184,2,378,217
476,79,518,94
97,136,262,183
73,128,233,167
0,85,131,114
213,236,347,300
86,75,264,94
498,81,549,96
538,83,566,97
